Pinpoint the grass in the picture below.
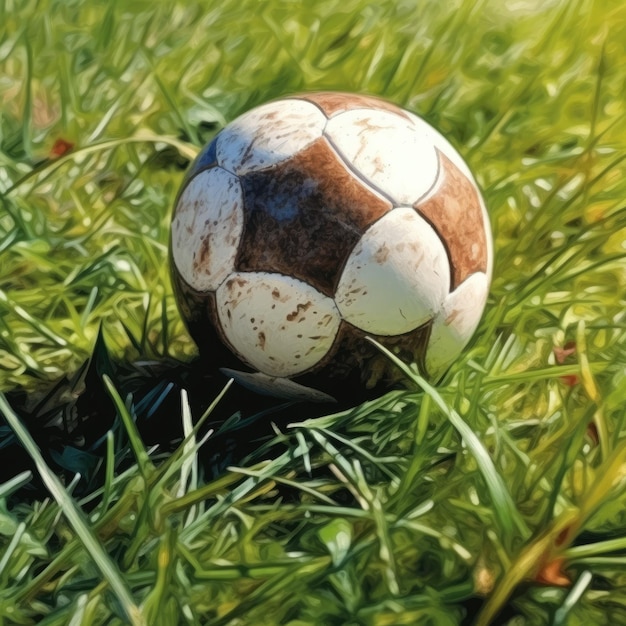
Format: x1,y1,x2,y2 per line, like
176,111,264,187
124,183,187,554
1,0,626,624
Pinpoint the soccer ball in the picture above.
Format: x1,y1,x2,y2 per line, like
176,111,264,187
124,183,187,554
170,92,493,403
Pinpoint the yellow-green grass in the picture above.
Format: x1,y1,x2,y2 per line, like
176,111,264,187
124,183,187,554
1,0,625,624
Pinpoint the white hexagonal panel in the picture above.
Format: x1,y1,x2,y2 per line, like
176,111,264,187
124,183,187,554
216,271,341,377
171,167,243,292
425,271,490,378
408,112,475,182
216,100,327,175
335,207,450,335
325,108,439,205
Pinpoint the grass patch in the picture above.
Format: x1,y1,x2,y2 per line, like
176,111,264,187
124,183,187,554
1,0,626,624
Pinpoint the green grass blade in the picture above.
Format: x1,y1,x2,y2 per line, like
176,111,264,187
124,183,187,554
553,570,593,626
566,537,626,560
0,393,144,626
103,374,153,478
4,132,198,198
366,338,529,542
0,470,32,498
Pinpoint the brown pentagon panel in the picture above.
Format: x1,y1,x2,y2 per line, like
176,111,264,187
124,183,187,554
183,136,218,182
236,136,392,297
293,318,433,401
414,150,489,290
292,92,412,121
168,270,245,371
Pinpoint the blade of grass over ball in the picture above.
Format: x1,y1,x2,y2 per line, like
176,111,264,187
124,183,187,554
366,338,529,542
103,374,152,478
0,393,144,626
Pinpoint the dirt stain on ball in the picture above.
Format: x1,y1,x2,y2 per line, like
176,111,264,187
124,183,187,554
286,301,313,321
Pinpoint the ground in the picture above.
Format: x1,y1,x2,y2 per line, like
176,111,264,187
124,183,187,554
0,1,625,624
